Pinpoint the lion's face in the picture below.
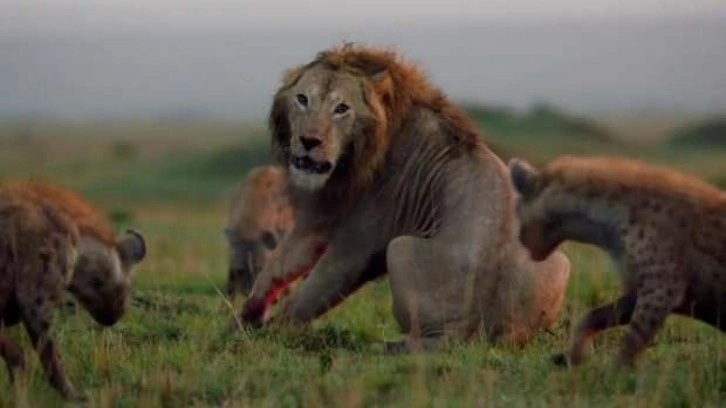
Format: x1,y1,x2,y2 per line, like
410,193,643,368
277,65,380,191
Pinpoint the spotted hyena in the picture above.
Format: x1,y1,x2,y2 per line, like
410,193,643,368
0,181,146,400
508,156,725,367
224,166,293,299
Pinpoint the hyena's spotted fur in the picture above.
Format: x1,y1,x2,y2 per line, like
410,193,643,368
509,156,725,367
224,166,293,299
0,181,146,400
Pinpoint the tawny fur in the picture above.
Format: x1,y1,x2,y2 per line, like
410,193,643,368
238,44,570,351
2,180,116,246
224,166,294,298
510,155,726,367
0,180,145,400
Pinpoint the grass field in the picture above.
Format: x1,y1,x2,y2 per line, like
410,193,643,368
0,113,724,406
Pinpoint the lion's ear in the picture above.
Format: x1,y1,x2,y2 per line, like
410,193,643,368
508,158,541,199
280,65,306,89
366,68,394,111
223,227,241,245
368,67,388,81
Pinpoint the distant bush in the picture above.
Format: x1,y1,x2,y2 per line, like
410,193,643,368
668,117,726,148
464,104,517,123
526,103,613,140
462,102,613,141
188,138,271,180
81,134,272,206
110,140,138,161
108,208,134,227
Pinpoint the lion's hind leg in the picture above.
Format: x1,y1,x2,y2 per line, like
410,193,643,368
386,236,476,353
526,251,571,331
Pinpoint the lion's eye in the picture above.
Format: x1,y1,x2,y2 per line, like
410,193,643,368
333,103,350,115
295,94,308,107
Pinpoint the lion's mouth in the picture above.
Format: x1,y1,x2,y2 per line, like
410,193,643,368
290,155,333,174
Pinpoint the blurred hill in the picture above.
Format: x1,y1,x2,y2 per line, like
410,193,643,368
464,102,613,141
667,117,726,148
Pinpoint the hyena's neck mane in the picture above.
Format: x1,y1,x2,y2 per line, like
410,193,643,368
546,156,726,209
4,181,117,247
547,190,628,257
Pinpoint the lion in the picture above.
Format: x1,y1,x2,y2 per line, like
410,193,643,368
0,180,146,400
236,44,570,351
224,165,294,298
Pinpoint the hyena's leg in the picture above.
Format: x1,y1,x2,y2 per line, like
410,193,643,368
386,236,472,353
18,295,82,400
0,335,25,382
0,264,25,381
226,244,256,299
17,255,82,400
618,281,686,367
553,292,637,366
226,266,242,299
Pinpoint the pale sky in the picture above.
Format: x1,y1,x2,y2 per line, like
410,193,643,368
3,0,726,35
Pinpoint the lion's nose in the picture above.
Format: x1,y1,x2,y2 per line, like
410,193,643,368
299,135,322,151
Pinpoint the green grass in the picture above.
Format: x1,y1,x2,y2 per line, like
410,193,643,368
0,117,724,406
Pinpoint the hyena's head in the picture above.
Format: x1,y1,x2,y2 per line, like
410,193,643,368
68,230,146,326
224,224,290,297
225,167,294,298
508,158,584,262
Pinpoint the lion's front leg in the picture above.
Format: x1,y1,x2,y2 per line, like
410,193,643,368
273,244,377,325
237,229,326,328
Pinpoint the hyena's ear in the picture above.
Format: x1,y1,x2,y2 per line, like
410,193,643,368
117,229,147,266
508,158,541,199
223,227,242,246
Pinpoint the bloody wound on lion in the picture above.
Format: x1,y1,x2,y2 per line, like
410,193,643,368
241,242,327,324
